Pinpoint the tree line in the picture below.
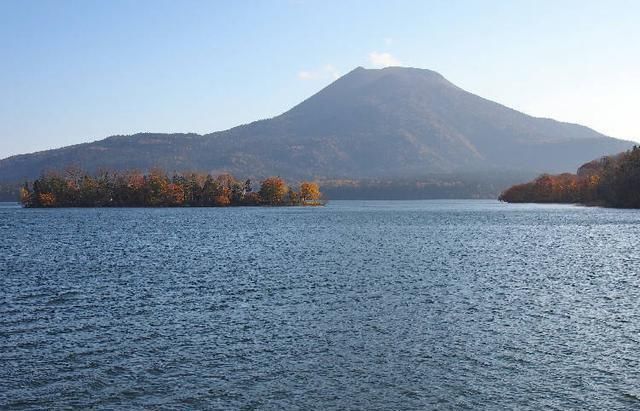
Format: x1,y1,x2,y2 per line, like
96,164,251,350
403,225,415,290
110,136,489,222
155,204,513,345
499,146,640,208
19,168,323,208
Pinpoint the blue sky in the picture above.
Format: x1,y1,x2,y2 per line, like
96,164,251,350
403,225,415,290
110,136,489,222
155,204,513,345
1,0,639,158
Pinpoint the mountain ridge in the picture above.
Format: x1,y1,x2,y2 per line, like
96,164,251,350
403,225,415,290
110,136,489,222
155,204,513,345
0,66,634,189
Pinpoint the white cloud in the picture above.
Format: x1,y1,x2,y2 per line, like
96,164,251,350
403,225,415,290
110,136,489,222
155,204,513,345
297,70,314,80
368,51,401,68
297,64,340,81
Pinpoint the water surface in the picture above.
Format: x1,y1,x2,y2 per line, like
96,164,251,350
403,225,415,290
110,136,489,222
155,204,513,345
1,200,640,409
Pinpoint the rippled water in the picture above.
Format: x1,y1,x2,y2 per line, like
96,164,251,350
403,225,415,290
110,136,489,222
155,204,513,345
1,200,640,410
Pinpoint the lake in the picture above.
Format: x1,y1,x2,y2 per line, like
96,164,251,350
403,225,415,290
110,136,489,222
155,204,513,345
1,200,640,409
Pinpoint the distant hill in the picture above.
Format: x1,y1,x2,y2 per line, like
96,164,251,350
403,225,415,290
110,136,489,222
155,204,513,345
0,66,634,198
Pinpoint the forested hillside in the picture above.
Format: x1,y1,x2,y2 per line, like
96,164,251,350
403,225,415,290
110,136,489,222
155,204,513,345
499,147,640,207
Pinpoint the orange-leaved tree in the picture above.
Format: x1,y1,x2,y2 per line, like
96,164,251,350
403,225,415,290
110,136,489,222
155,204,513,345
299,182,321,203
259,177,288,205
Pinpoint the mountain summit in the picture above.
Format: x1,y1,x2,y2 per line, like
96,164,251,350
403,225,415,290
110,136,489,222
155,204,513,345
0,66,633,184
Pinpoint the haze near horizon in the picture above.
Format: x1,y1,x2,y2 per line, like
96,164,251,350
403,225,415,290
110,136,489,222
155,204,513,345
1,0,639,158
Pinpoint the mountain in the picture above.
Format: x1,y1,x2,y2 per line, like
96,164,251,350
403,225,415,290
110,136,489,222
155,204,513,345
0,66,634,191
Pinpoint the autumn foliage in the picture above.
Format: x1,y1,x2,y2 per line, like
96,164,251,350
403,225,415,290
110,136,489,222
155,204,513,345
20,168,324,208
300,182,322,204
499,146,640,208
258,177,288,205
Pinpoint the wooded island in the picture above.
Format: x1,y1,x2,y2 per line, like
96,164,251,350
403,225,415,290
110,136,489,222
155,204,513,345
19,168,323,208
499,146,640,208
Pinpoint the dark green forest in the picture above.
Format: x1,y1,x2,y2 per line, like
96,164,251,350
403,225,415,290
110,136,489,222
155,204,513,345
499,146,640,208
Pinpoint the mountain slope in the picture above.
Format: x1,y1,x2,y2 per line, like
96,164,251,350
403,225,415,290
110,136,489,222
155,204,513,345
0,66,633,184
